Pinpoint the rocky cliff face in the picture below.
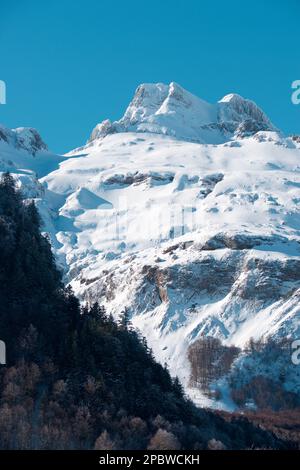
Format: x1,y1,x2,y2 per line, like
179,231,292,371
74,232,300,405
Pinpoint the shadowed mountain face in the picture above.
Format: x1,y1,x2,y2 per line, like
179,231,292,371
0,82,299,412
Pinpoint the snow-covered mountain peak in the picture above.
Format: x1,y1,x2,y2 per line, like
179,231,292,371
155,82,216,124
0,124,65,178
0,124,48,155
218,93,273,129
88,82,275,145
123,82,169,121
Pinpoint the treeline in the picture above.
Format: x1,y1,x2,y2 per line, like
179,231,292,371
188,337,240,391
188,335,300,411
219,408,300,448
0,173,294,449
230,338,300,411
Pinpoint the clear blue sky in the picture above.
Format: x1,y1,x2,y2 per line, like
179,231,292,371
0,0,299,153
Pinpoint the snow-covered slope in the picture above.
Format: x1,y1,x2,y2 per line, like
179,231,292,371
1,82,299,409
